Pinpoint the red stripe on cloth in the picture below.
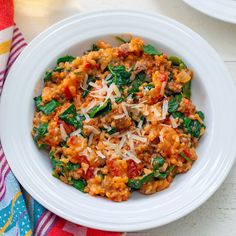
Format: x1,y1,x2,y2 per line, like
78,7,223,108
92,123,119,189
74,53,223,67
47,218,73,236
0,0,14,30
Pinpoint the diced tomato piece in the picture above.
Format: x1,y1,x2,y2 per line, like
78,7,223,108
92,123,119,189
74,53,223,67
84,62,92,69
106,159,125,177
127,159,143,178
64,86,73,101
83,166,94,180
58,119,74,133
183,149,191,158
160,72,168,82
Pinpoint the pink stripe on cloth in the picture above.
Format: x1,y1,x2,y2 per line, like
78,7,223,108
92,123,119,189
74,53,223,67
0,25,27,94
10,37,25,51
34,211,56,236
8,42,27,63
0,166,10,201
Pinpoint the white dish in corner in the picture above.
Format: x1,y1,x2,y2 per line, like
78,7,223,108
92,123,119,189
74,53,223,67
1,10,236,232
183,0,236,24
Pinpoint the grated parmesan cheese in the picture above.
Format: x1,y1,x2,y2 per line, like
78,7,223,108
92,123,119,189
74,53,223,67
96,151,106,159
161,100,168,120
60,124,67,140
170,115,178,128
121,102,129,117
70,128,81,137
114,114,126,120
84,125,100,134
88,133,94,146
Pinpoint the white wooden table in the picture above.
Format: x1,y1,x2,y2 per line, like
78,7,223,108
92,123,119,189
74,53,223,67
15,0,236,235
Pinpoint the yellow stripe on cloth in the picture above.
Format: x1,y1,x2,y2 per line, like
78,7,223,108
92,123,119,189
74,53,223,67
25,229,32,236
0,40,11,55
0,191,21,234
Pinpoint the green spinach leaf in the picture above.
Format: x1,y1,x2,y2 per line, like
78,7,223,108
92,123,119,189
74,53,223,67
88,99,112,118
33,123,48,141
34,96,61,115
168,94,182,113
71,179,87,192
143,44,162,56
182,80,191,99
59,104,85,128
57,55,75,65
82,76,96,98
107,65,131,87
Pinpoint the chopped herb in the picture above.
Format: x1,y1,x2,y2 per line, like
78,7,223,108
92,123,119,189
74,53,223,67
196,111,205,120
107,127,117,135
179,63,185,70
44,67,63,82
115,36,130,43
71,179,87,192
172,111,184,119
57,55,75,65
180,152,192,162
107,64,131,87
50,151,64,173
67,162,81,171
168,94,182,113
92,44,99,51
33,123,48,141
169,56,186,67
166,165,175,175
128,71,146,97
182,117,204,138
144,83,155,91
152,156,165,171
128,173,155,190
143,44,162,56
82,76,96,98
168,72,173,82
182,80,191,99
115,97,124,103
34,96,61,115
38,143,49,150
88,99,112,118
59,104,85,128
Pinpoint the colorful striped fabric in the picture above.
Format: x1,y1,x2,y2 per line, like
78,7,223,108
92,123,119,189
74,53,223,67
0,1,122,235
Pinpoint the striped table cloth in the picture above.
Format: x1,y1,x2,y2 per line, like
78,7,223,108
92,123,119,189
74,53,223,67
0,0,122,235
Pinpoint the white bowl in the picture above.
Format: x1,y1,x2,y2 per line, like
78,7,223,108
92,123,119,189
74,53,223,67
183,0,236,24
1,10,236,232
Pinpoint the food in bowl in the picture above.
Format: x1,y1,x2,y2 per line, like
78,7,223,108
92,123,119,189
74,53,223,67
32,36,206,202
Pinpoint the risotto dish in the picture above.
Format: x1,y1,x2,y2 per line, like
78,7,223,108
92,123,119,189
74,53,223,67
32,36,206,202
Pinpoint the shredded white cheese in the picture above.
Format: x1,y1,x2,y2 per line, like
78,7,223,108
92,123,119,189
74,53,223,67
161,100,169,120
160,81,167,96
96,151,106,159
88,133,94,146
84,125,100,134
81,108,90,121
114,114,126,120
121,102,129,117
129,133,147,143
70,128,81,137
170,115,178,128
60,124,67,140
